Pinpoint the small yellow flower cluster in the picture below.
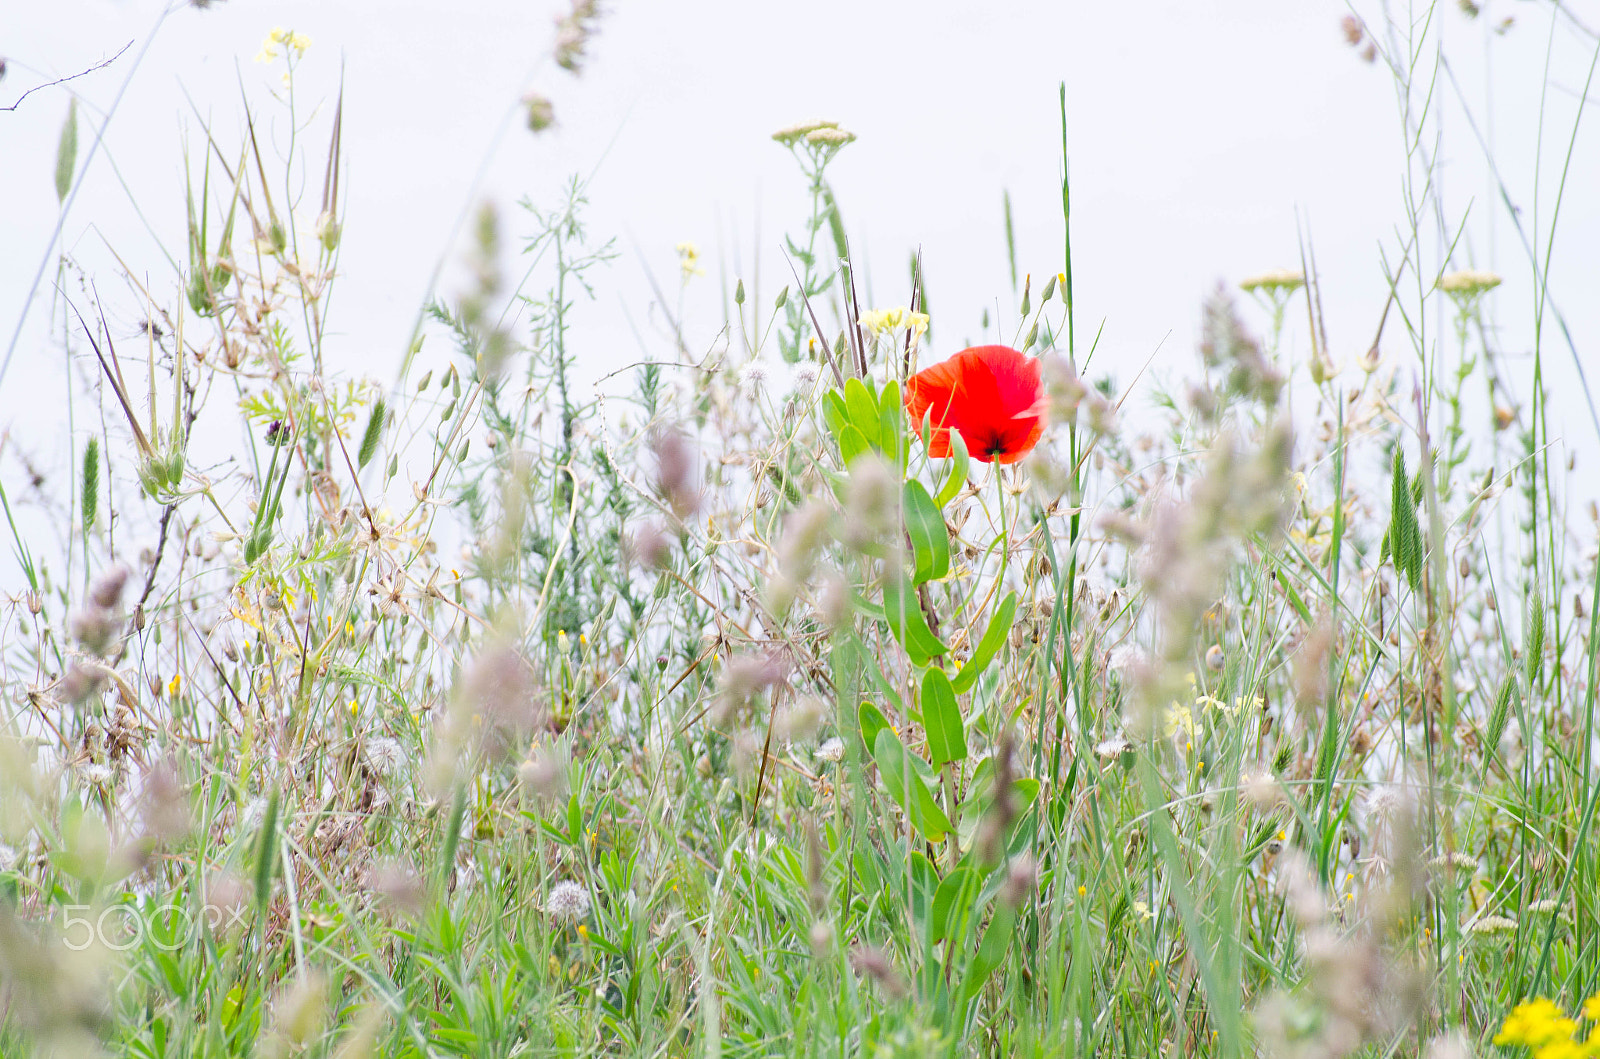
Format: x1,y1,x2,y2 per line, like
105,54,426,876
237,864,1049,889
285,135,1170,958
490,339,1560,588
256,27,312,64
675,242,704,280
772,119,854,147
1238,269,1305,294
1163,701,1195,740
858,306,929,341
1495,995,1600,1059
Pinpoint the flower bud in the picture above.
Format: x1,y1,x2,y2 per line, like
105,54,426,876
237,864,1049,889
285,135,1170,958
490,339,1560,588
523,93,555,132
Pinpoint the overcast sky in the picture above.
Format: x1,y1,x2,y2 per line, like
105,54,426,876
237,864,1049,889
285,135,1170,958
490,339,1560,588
2,0,1597,583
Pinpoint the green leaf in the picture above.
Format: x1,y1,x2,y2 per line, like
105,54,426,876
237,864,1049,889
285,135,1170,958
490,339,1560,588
858,701,889,758
878,379,905,468
873,728,951,842
1275,570,1312,625
566,792,584,844
823,390,848,430
958,773,1041,851
903,479,950,585
952,591,1017,694
253,788,280,908
962,904,1016,999
931,866,980,944
882,569,947,666
906,852,940,934
838,424,871,466
843,378,882,450
934,431,970,508
55,99,78,204
921,667,967,767
357,397,386,469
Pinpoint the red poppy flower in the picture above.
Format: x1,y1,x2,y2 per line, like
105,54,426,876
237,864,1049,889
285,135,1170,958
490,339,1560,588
903,345,1046,464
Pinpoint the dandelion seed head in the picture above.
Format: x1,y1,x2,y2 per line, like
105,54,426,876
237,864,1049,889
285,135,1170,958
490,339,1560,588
364,737,406,777
814,738,845,763
739,360,769,391
546,880,591,920
1093,736,1130,761
1107,644,1148,678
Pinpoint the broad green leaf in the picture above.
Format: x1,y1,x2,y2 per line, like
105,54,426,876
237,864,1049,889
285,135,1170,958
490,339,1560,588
878,379,905,467
906,851,940,933
921,667,967,767
873,728,951,842
858,701,889,758
962,904,1016,999
951,591,1017,693
822,390,849,441
853,844,885,898
55,99,78,203
843,378,882,450
882,569,947,666
958,775,1041,851
934,431,970,508
838,424,871,466
931,866,980,944
903,479,951,585
566,792,583,844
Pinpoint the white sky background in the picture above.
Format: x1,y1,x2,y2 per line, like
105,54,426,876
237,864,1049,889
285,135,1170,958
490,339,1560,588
1,0,1598,586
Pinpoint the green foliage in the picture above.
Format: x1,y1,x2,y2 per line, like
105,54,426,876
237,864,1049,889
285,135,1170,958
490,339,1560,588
5,9,1598,1058
54,98,77,203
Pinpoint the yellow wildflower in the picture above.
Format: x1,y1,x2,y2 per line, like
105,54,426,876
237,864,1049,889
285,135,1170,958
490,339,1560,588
1496,999,1578,1049
675,242,703,279
256,27,311,64
859,306,929,341
1238,269,1305,294
1164,702,1195,739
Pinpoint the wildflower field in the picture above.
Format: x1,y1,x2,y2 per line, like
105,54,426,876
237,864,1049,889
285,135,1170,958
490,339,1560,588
5,3,1600,1057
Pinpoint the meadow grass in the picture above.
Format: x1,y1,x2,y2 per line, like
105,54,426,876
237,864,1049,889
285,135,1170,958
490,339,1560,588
3,3,1600,1057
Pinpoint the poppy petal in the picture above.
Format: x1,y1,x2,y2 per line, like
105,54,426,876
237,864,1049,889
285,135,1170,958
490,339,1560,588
903,344,1047,464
